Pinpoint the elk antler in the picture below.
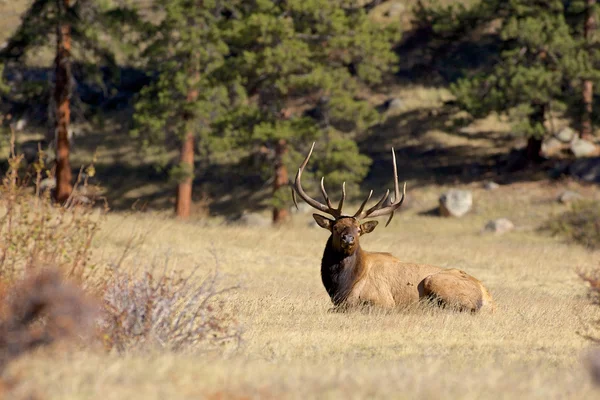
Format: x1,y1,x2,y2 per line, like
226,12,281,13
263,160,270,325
292,143,406,226
353,147,406,227
292,142,346,218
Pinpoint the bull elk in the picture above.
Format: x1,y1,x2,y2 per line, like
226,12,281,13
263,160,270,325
292,143,495,312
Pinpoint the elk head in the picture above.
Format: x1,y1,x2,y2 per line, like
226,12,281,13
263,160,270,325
292,143,406,255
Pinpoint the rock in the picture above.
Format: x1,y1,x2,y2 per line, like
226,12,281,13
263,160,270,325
555,127,576,143
39,177,56,192
15,118,27,132
541,137,565,158
439,189,473,217
483,181,500,191
570,138,598,158
483,218,515,235
557,190,583,204
387,98,403,112
384,3,405,18
569,157,600,183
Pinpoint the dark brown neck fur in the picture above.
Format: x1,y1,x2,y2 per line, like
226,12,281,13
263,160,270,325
320,236,365,306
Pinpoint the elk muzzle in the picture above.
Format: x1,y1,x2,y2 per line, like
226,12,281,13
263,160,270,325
341,234,355,249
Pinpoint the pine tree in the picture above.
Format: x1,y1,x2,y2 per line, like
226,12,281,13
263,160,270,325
582,0,597,139
130,0,237,219
419,0,600,161
565,0,600,139
225,0,400,223
1,0,138,202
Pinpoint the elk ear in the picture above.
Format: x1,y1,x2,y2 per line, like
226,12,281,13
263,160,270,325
313,214,334,231
360,220,378,235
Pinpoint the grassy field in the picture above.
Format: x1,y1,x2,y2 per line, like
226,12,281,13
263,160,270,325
4,180,600,399
3,1,600,398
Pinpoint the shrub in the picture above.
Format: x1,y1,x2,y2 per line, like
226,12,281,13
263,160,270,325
100,258,242,353
543,200,600,250
0,130,104,281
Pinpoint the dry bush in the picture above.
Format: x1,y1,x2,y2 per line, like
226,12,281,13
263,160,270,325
543,200,600,250
100,257,242,353
0,267,99,372
0,130,104,281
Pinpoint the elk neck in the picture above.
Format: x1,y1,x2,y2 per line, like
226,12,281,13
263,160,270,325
320,235,367,305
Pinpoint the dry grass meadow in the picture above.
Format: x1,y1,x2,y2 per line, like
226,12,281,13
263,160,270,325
3,180,600,399
2,1,600,398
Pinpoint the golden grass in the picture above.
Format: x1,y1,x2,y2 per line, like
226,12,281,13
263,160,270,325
4,180,600,399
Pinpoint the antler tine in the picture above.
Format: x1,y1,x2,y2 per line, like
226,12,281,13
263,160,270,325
366,189,390,215
320,177,334,209
358,148,407,223
292,186,299,210
383,182,406,227
338,181,346,211
391,147,400,205
352,189,373,219
292,142,343,218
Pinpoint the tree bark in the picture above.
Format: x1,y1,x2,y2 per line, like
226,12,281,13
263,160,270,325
582,0,596,140
176,132,194,219
53,0,73,203
272,138,289,224
526,104,546,163
175,84,199,219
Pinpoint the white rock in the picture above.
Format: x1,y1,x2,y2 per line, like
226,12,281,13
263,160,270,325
557,190,583,204
39,177,56,191
439,189,472,217
555,127,576,143
541,137,564,157
483,218,514,235
571,138,598,158
483,181,500,190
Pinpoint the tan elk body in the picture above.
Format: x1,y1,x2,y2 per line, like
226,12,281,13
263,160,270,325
292,143,495,312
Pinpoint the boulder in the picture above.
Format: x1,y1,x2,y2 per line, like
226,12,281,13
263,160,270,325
557,190,583,204
570,138,598,158
387,98,403,112
14,118,28,132
39,177,56,192
483,218,515,235
439,189,472,217
541,137,565,158
483,181,500,191
555,127,576,143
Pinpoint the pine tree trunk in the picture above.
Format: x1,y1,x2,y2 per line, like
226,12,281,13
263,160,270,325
175,83,199,219
53,0,73,203
176,132,194,219
273,139,289,224
526,104,546,163
582,0,596,140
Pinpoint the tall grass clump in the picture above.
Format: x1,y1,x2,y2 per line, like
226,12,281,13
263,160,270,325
0,130,104,282
544,200,600,250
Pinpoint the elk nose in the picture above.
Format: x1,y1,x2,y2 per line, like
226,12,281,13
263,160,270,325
342,234,354,244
